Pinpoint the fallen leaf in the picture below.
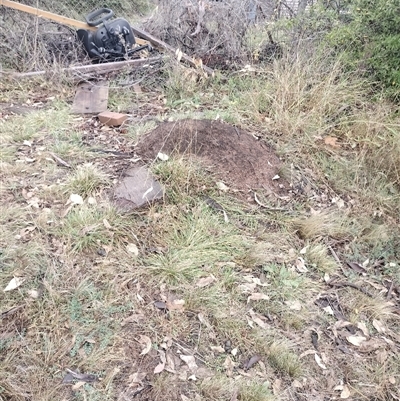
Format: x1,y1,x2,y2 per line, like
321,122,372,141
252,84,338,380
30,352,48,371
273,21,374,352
247,292,270,303
294,257,308,273
4,277,25,292
216,181,229,192
128,371,147,386
139,335,152,355
340,384,351,399
211,345,225,353
157,152,169,161
314,353,327,370
154,362,165,374
154,351,166,374
356,322,370,337
65,368,98,383
272,379,282,395
324,136,340,148
248,309,268,329
244,355,261,371
166,298,185,312
180,355,198,373
372,319,386,333
223,356,235,377
347,335,367,347
69,193,84,205
126,243,139,256
71,381,86,390
196,276,216,288
154,301,167,310
376,349,388,364
272,174,280,180
346,261,367,274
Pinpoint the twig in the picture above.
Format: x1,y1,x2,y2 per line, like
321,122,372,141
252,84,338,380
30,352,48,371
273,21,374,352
253,192,286,211
328,245,346,275
386,281,394,300
327,281,374,298
49,152,71,168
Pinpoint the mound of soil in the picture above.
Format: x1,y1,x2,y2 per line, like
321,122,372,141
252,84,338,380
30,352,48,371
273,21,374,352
138,119,287,194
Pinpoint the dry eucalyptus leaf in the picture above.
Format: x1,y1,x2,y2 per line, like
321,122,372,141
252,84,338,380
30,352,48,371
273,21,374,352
126,243,139,256
4,277,25,292
272,379,282,395
223,356,234,377
139,335,152,355
347,335,367,347
324,136,340,148
340,385,351,399
196,276,216,288
216,181,229,192
129,371,147,385
211,345,225,353
247,292,270,303
356,322,370,337
180,355,198,373
376,349,388,364
154,362,165,374
128,372,147,387
166,298,185,312
248,309,268,329
372,319,386,333
295,257,308,273
314,353,327,370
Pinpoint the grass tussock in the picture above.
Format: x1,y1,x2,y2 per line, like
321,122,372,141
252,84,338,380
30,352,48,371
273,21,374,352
64,163,111,197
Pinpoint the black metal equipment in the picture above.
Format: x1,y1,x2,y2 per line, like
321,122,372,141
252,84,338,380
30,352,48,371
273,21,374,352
77,8,151,61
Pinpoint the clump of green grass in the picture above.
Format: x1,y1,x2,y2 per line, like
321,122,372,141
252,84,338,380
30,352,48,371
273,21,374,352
151,156,212,203
64,164,110,197
306,242,338,274
144,206,246,285
57,204,132,253
268,342,302,377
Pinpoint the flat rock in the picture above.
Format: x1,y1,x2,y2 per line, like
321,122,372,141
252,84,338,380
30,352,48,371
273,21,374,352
113,166,164,211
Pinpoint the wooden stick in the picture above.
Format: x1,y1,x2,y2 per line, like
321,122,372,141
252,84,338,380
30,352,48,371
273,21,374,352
0,0,96,30
11,56,163,78
131,26,214,76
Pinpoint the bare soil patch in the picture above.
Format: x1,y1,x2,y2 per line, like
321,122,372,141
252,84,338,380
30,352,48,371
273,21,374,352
138,119,287,195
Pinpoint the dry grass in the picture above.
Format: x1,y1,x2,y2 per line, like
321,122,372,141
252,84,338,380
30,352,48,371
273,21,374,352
1,40,400,401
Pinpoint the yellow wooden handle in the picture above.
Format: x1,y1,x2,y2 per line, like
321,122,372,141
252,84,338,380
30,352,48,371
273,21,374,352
0,0,96,30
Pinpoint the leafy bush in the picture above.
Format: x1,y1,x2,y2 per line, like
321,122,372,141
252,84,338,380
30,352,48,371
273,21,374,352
325,0,400,99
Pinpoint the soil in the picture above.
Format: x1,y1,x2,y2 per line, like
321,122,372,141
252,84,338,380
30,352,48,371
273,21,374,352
137,119,287,194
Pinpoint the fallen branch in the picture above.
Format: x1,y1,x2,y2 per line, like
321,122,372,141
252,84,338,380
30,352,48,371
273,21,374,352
327,281,374,298
131,26,214,76
10,56,163,78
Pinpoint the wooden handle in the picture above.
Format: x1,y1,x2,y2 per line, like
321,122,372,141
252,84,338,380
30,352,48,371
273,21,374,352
0,0,96,30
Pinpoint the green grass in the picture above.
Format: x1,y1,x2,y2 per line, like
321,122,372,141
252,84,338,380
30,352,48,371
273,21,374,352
1,38,400,401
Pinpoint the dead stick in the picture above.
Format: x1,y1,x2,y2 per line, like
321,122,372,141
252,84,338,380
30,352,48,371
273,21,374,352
11,56,163,78
130,26,214,76
386,281,394,300
49,152,71,168
327,281,374,298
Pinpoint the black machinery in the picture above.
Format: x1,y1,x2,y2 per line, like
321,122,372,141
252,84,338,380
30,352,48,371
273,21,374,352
77,8,151,61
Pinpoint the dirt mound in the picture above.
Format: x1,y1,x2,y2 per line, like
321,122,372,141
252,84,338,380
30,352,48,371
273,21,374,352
138,119,286,194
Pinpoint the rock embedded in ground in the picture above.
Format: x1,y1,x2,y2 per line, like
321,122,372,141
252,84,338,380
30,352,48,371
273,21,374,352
113,166,164,211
